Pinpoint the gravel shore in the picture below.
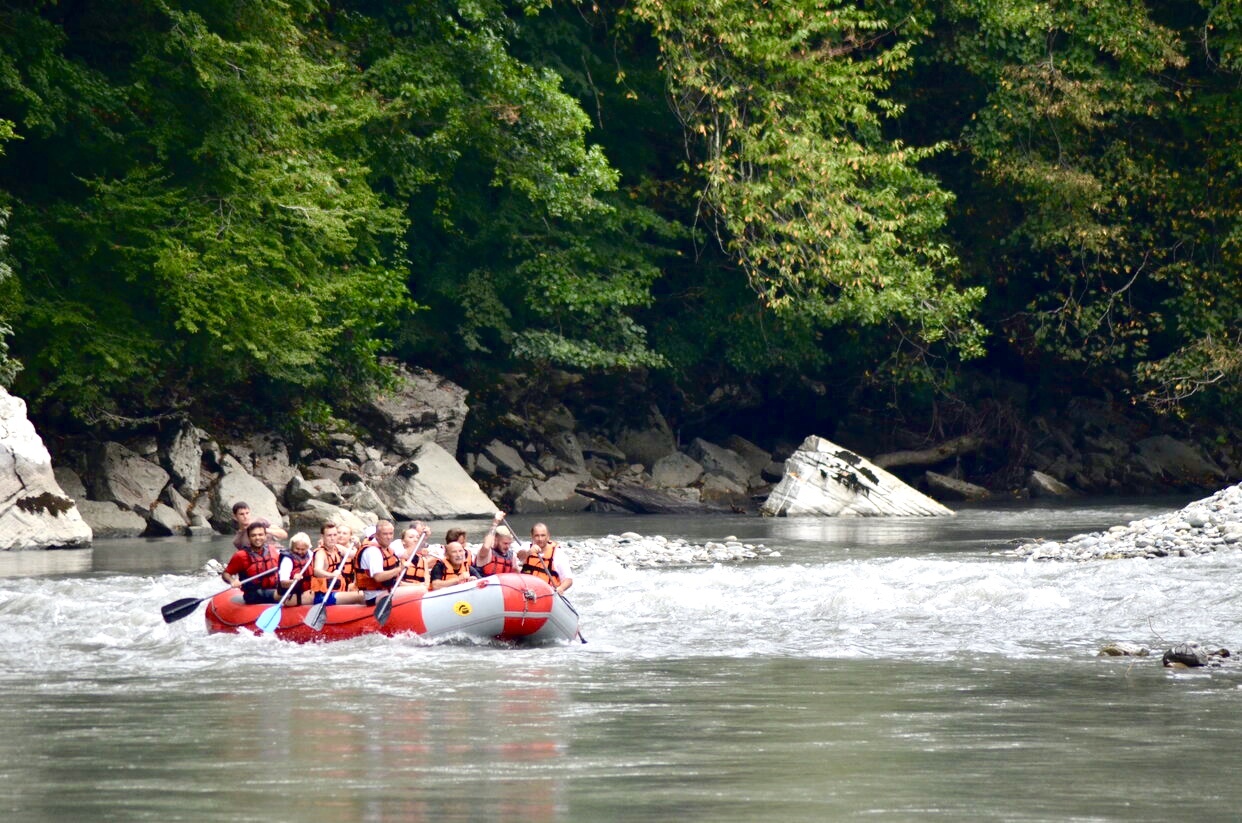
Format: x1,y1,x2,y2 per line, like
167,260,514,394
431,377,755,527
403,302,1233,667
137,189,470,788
1010,482,1242,561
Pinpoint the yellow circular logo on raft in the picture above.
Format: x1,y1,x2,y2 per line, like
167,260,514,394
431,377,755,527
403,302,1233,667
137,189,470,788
453,601,472,616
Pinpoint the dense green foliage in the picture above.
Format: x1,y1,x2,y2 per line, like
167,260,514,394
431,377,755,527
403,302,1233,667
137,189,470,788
0,0,1237,436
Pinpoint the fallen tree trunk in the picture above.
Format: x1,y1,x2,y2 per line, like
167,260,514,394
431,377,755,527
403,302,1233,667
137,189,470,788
873,434,983,469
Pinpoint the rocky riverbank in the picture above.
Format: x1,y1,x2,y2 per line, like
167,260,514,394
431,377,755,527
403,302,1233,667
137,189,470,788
1010,482,1242,561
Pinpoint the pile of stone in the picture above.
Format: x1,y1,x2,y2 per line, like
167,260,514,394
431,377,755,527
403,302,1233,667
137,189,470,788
466,402,785,515
47,364,497,540
555,532,776,569
1010,482,1242,561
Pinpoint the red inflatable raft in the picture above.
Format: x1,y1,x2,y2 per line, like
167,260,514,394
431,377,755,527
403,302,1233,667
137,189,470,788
205,573,580,644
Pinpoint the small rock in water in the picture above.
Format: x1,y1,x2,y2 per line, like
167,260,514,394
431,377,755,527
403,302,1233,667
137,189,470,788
1162,642,1209,668
1098,642,1149,657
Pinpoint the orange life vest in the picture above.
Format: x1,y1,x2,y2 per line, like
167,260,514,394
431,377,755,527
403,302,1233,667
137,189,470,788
354,543,401,591
521,543,561,585
402,554,434,585
311,545,354,593
432,558,473,587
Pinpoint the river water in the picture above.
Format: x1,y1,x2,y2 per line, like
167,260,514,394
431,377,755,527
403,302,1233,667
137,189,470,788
3,497,1241,821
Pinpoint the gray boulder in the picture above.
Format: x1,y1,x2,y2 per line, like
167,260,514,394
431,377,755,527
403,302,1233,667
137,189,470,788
547,431,587,473
145,502,188,537
287,499,374,535
651,452,704,488
358,362,470,457
0,387,93,549
89,442,170,516
77,500,146,539
1028,470,1076,498
208,455,283,533
483,440,527,476
375,441,496,519
160,422,204,495
53,466,87,500
761,435,954,517
338,481,394,523
724,435,771,481
687,438,751,487
580,433,627,461
616,406,677,469
286,475,344,508
699,473,747,505
1135,435,1226,484
516,473,592,514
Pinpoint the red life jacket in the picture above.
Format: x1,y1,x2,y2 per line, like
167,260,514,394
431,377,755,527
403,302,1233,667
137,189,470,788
240,546,280,593
279,550,314,596
521,543,561,585
479,547,517,576
354,543,400,591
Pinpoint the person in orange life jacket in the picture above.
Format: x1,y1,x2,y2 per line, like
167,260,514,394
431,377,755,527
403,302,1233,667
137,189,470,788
221,523,281,604
518,521,573,593
356,520,408,603
277,532,316,606
395,521,434,588
429,541,478,590
311,521,365,605
442,527,476,566
230,501,287,551
475,510,519,576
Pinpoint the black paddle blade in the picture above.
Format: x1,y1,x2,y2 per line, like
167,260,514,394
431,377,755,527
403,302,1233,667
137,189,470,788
304,601,328,631
373,594,393,627
161,597,204,624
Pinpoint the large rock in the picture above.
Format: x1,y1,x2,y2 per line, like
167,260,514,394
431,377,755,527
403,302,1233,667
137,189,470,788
76,500,145,539
208,455,283,533
651,452,704,488
616,406,677,469
761,435,954,517
338,481,394,523
286,475,344,508
1028,470,1076,498
724,435,771,481
145,502,188,537
286,499,374,535
160,422,203,495
0,388,93,549
357,362,470,457
513,473,592,514
374,441,496,518
687,438,751,487
53,466,87,500
483,440,526,476
547,431,586,473
88,442,170,516
1134,435,1226,484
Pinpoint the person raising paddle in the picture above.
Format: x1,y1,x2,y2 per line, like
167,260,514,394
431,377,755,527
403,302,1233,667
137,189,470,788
221,522,281,604
475,510,519,576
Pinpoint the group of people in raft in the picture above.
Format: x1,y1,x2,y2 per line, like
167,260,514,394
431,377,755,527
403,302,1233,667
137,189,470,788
219,502,573,608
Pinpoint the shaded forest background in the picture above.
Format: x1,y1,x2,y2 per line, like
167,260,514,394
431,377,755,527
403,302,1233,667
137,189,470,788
0,0,1237,472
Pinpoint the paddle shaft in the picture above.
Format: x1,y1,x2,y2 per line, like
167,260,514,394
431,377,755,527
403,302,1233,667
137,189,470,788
373,531,428,626
304,542,356,630
256,557,313,632
161,565,281,623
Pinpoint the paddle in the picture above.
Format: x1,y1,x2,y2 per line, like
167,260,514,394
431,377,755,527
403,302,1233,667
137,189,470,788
255,556,313,634
161,566,279,624
503,517,587,644
304,543,356,632
373,530,428,627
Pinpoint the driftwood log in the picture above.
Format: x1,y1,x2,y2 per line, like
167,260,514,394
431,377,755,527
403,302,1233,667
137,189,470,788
574,483,731,515
872,434,983,469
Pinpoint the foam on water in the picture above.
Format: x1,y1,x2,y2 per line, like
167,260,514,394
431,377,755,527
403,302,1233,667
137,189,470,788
2,515,1240,691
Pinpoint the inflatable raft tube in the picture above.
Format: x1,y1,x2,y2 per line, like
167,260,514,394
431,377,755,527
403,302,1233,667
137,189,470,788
204,573,580,644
